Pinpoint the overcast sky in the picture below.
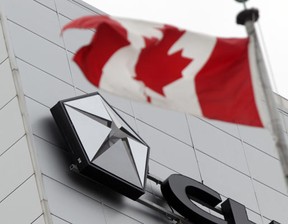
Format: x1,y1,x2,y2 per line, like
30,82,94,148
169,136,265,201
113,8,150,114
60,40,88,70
83,0,288,100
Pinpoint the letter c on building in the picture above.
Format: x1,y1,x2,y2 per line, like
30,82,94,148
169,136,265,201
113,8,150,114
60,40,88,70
161,174,227,224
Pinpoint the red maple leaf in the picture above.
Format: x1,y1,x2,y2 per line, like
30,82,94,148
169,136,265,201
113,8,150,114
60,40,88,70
135,25,193,98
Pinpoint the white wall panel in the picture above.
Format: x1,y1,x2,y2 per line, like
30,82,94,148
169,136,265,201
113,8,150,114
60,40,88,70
0,136,34,202
52,215,71,224
18,60,76,108
263,218,274,224
0,175,42,224
247,210,263,224
2,0,63,46
136,120,201,181
0,98,25,155
55,0,100,19
148,159,177,180
201,117,240,138
34,0,56,11
239,125,278,158
104,206,142,224
244,143,287,195
43,176,107,224
133,102,192,145
75,88,86,96
25,97,66,147
7,22,73,85
103,194,171,224
197,151,259,213
33,136,74,185
254,181,288,224
0,60,16,109
188,115,250,175
32,215,45,224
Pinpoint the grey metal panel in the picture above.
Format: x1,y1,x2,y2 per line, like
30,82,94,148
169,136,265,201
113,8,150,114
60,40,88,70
104,206,142,224
0,175,42,224
136,119,201,181
7,22,73,85
148,159,178,181
238,125,278,158
188,115,250,175
75,88,86,96
244,143,287,194
0,60,16,109
0,136,34,202
246,210,263,224
196,151,259,213
52,215,71,224
0,98,25,155
18,60,75,108
25,97,66,148
199,117,240,138
35,0,56,11
43,176,106,224
55,0,100,19
32,215,46,224
254,180,288,224
33,136,73,182
59,15,94,53
2,0,63,46
132,101,192,145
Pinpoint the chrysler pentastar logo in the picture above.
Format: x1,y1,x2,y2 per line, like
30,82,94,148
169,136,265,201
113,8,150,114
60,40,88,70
51,93,150,200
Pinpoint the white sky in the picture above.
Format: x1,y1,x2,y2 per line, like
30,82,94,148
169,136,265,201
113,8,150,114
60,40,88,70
83,0,288,100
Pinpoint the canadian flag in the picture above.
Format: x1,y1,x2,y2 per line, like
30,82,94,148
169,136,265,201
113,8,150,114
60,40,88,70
63,15,268,127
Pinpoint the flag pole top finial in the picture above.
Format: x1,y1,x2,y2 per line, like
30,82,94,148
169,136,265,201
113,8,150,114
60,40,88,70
236,8,259,25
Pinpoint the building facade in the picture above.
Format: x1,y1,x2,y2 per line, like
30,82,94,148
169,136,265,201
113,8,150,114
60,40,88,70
0,0,288,223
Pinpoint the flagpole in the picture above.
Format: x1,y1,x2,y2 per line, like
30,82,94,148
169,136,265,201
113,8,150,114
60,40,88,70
236,6,288,188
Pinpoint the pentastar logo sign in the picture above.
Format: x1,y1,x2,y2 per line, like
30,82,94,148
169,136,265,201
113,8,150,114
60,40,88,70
51,92,149,200
51,93,281,224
